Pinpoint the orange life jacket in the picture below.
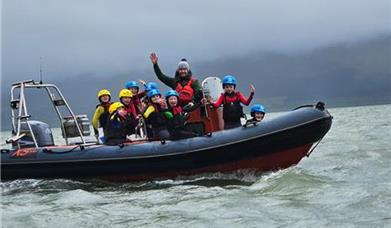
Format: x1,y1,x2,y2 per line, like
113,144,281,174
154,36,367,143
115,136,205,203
176,79,195,103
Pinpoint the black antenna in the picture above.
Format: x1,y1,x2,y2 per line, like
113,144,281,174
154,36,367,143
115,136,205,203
39,57,43,84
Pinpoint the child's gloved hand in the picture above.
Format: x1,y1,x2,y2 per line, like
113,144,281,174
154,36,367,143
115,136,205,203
163,111,174,119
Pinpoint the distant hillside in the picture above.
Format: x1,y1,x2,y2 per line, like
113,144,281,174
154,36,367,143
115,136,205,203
193,35,391,107
1,36,391,130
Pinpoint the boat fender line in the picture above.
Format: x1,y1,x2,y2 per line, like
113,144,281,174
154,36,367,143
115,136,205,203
42,146,79,154
293,104,314,110
293,101,325,111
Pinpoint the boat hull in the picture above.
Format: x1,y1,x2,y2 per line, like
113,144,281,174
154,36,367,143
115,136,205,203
1,106,332,181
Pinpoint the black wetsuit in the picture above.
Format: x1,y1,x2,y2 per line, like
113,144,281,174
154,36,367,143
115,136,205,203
144,104,170,140
167,106,196,140
104,114,137,145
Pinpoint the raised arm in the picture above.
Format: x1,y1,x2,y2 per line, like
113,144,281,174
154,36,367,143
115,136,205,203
238,84,255,106
150,53,176,89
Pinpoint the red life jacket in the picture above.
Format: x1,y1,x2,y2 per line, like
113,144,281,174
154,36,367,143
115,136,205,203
171,106,183,116
124,103,137,119
222,92,240,104
176,79,195,103
132,96,143,115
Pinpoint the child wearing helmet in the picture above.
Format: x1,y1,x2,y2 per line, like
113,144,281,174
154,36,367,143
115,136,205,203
208,75,255,129
92,89,112,140
104,102,138,145
144,81,159,92
164,90,197,140
250,104,266,122
143,89,170,140
125,80,147,115
118,89,139,134
118,89,138,120
140,81,159,107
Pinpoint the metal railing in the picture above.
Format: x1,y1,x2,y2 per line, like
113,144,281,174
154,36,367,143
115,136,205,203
8,80,87,148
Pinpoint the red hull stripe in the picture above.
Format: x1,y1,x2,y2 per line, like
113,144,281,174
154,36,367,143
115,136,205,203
104,144,312,182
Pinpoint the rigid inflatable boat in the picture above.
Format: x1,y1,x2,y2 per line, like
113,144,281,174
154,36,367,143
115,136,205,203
1,79,332,181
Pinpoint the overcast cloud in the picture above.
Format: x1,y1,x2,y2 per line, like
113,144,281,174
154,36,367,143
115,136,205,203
2,0,390,82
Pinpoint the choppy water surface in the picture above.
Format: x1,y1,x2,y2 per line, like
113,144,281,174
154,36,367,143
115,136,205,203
1,104,391,227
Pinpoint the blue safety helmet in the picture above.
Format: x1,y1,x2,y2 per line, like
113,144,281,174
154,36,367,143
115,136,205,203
145,82,159,92
165,90,179,99
251,104,266,115
147,89,161,99
125,81,139,89
222,75,237,88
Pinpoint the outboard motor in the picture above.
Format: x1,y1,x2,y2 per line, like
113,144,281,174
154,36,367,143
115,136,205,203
14,120,55,148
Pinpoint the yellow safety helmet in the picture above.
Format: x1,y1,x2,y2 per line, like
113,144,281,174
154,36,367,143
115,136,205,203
109,102,125,114
97,89,111,98
118,89,133,98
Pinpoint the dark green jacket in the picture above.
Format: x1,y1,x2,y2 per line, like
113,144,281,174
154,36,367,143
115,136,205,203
153,63,203,104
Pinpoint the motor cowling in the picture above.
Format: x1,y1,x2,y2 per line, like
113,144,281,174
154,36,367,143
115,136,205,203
14,120,55,148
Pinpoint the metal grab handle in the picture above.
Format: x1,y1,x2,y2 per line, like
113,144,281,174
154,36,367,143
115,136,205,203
6,133,26,144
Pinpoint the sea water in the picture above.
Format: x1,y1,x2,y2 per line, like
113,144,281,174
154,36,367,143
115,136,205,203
1,104,391,227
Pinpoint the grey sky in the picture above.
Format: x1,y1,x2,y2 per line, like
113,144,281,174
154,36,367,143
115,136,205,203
2,0,391,81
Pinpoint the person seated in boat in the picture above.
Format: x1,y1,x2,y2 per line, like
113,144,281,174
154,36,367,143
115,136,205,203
149,53,204,107
143,89,170,140
118,89,139,121
125,80,147,116
164,90,197,140
208,75,255,129
92,89,112,140
250,104,266,122
104,102,138,146
139,81,159,107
